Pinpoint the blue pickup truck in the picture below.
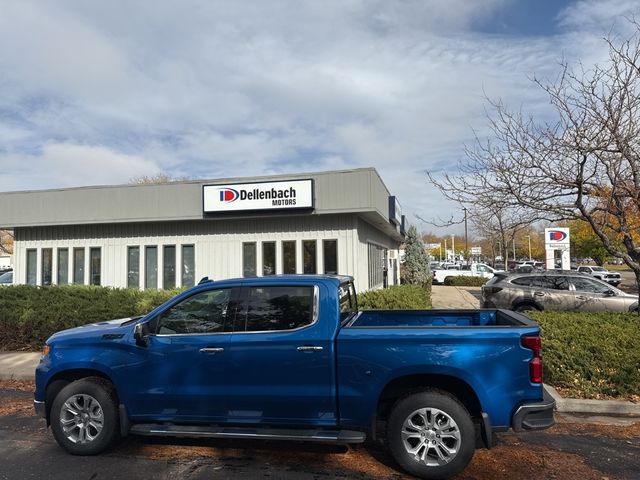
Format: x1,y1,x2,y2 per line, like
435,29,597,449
34,275,554,479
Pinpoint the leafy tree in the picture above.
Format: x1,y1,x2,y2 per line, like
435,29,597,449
0,230,13,255
569,220,612,265
402,226,430,285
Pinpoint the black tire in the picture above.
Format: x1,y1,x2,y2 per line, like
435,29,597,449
514,303,540,313
387,390,475,480
50,377,119,455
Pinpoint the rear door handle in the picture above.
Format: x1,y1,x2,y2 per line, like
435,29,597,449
533,292,545,297
576,295,587,300
297,346,323,352
199,347,224,354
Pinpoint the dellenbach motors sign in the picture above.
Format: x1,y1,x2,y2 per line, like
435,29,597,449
203,179,314,213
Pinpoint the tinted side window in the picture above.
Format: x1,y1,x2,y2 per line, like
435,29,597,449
238,286,314,332
339,283,356,321
511,277,534,286
571,277,610,294
157,288,233,334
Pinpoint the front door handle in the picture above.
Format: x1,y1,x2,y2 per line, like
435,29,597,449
576,295,587,300
297,346,323,352
533,291,545,297
199,347,224,354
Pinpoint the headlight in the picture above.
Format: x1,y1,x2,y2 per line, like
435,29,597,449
42,345,50,357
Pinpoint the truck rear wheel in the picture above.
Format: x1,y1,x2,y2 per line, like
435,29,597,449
387,390,475,480
50,378,119,455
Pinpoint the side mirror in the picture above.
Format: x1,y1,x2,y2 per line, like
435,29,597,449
133,323,149,347
604,290,616,297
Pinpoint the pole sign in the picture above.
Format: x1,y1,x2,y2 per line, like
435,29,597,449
471,246,482,255
203,179,314,213
544,228,570,247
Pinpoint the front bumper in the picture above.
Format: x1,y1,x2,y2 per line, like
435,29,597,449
512,387,555,432
34,400,46,418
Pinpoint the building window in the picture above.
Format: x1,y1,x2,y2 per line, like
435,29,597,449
57,248,69,285
367,243,386,289
323,240,338,275
282,241,296,274
262,242,276,276
26,249,37,285
303,240,317,274
42,248,53,286
90,248,101,285
243,242,257,277
127,246,140,289
182,245,195,288
73,248,85,284
145,246,158,289
163,245,176,289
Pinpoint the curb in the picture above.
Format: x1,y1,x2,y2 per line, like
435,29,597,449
545,384,640,416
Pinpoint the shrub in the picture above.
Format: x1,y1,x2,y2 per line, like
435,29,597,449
443,276,488,286
0,285,181,350
530,311,640,399
358,284,431,310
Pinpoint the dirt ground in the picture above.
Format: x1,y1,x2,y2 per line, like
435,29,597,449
2,380,638,480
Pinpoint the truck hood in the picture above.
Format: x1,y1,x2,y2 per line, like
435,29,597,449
47,316,142,344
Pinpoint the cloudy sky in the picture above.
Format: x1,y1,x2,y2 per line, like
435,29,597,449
0,0,638,233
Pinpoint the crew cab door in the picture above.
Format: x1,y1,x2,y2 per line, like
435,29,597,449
126,287,238,421
224,283,337,427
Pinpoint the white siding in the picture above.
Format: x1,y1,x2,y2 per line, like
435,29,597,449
13,214,375,289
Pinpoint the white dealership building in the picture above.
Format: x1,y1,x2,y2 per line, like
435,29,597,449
0,168,405,291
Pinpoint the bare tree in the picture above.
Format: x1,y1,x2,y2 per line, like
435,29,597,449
430,19,640,293
129,173,190,184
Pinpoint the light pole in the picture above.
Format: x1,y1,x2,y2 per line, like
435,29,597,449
512,238,516,261
444,238,448,261
526,235,532,261
451,235,455,262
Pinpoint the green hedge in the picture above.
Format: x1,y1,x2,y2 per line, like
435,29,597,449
442,276,488,286
358,284,431,310
0,285,181,350
530,311,640,399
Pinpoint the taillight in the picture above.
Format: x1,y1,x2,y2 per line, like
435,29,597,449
483,286,503,295
522,335,543,383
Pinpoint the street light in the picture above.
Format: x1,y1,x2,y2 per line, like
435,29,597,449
526,235,532,261
451,235,455,262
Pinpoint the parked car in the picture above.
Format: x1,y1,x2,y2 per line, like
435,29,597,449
432,263,499,284
576,266,622,286
35,275,554,480
482,271,638,313
0,270,12,285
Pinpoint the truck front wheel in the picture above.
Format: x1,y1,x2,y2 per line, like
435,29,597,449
387,390,475,480
50,378,119,455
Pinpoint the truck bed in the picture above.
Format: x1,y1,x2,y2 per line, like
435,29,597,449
348,309,535,328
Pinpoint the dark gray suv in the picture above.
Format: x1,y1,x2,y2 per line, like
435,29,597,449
481,271,638,313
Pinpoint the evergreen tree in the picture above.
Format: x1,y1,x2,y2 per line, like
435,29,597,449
403,226,430,285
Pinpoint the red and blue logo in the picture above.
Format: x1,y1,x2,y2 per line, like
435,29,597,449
548,230,567,241
219,188,239,202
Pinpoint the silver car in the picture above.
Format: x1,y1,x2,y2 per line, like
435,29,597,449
481,271,638,313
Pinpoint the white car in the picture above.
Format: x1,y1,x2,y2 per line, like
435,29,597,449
576,266,621,286
433,263,498,284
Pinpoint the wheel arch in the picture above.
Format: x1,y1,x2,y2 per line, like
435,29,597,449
45,369,118,425
374,373,483,440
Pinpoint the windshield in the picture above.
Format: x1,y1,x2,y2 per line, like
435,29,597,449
0,271,12,283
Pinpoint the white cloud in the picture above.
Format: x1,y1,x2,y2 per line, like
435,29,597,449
0,0,637,234
0,144,161,191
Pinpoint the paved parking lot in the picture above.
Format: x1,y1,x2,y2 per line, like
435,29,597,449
1,382,639,480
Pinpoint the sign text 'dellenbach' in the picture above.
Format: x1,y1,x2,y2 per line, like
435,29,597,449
203,179,314,213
